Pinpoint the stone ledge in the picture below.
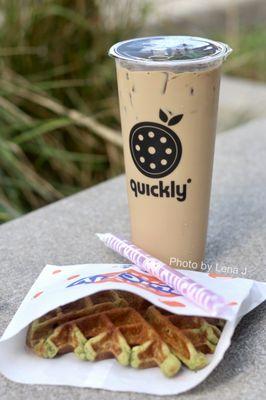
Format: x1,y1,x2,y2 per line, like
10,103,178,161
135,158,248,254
218,76,266,131
0,118,266,399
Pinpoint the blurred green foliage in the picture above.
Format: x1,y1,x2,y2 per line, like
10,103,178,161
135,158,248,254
221,26,266,81
0,0,149,222
0,0,265,224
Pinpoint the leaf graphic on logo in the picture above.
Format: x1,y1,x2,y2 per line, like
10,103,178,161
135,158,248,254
159,109,168,123
168,114,183,126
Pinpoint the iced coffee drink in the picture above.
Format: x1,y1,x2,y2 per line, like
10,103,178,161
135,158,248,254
109,36,231,268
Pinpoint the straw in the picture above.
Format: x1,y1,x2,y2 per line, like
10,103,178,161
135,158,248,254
97,232,229,316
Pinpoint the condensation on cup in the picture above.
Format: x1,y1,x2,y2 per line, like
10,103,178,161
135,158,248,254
109,36,232,269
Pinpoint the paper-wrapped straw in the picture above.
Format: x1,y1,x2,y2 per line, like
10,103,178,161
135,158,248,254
97,233,229,316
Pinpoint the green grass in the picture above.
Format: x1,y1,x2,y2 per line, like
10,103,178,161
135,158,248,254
0,0,150,222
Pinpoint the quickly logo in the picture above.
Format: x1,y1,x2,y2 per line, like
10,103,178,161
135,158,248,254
129,109,183,179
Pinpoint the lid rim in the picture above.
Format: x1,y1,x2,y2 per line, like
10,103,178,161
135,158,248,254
108,35,232,66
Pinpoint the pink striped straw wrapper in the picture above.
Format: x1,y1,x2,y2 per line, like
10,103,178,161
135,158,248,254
97,233,229,316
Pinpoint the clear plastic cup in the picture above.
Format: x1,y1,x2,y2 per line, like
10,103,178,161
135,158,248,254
109,36,232,269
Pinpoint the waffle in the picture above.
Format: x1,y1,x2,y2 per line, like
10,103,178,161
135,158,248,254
27,290,223,377
145,307,222,370
116,290,151,314
26,290,127,350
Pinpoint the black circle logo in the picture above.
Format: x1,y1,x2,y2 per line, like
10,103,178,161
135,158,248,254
129,110,183,179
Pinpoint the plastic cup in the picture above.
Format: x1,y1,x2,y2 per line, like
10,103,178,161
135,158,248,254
109,36,232,269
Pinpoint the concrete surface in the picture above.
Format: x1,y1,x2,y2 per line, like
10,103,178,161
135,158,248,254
218,76,266,132
0,118,266,399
